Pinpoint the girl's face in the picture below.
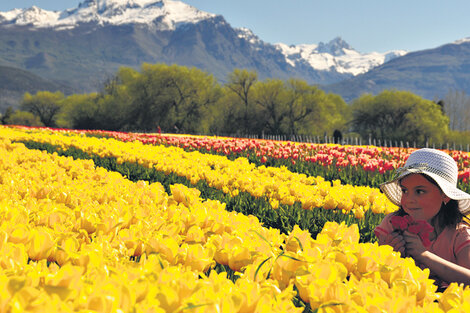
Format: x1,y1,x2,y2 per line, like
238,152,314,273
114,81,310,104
400,173,450,223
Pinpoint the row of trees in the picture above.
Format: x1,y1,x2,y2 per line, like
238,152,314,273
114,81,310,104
2,62,470,146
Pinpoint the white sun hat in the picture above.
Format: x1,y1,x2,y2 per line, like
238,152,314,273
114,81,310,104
380,148,470,214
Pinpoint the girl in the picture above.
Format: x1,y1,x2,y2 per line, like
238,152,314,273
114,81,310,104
375,148,470,289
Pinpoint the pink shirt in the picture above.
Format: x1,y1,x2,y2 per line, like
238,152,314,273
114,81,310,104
375,214,470,286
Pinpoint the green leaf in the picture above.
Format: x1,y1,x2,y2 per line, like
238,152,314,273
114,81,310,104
293,236,304,251
277,253,305,263
249,229,273,248
177,302,212,312
254,256,272,281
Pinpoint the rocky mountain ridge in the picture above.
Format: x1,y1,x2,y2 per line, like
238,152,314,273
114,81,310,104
0,0,406,83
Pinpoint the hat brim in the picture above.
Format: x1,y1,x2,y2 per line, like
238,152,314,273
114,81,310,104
380,170,470,215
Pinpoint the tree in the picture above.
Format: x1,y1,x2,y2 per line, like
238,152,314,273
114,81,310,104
123,63,221,132
253,79,288,135
59,93,101,130
124,64,174,131
322,93,350,135
1,107,13,125
95,69,136,131
443,90,470,131
4,110,44,127
284,79,314,135
21,91,64,127
164,66,222,134
284,81,348,137
219,75,349,137
351,90,449,145
57,64,222,133
406,97,450,144
225,69,258,134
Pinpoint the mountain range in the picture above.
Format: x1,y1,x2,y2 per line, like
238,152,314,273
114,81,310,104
324,38,470,102
0,0,469,111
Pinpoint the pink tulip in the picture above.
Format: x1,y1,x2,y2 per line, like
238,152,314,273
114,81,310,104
390,215,434,248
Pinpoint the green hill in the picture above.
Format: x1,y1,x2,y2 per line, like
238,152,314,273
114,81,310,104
0,65,73,113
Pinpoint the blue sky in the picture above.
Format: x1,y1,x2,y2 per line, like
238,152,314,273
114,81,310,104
1,0,470,53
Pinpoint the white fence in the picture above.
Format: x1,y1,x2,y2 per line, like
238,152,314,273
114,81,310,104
220,133,470,152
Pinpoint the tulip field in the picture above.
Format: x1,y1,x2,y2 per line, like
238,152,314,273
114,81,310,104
2,125,470,312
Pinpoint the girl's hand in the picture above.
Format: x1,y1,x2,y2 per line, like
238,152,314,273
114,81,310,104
378,230,406,255
403,230,427,258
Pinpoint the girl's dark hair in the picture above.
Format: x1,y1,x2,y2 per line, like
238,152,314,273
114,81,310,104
395,174,469,230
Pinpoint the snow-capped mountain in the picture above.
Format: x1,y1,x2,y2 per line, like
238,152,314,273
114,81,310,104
452,37,470,45
233,27,407,76
0,0,214,30
276,37,407,76
0,0,405,77
324,38,470,101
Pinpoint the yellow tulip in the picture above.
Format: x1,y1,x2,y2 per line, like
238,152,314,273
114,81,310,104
228,245,252,272
11,286,43,312
269,198,280,209
0,242,29,270
323,196,338,210
8,224,31,245
182,243,215,272
86,294,115,313
146,235,179,264
27,227,55,261
271,252,307,290
438,283,467,311
53,236,80,266
284,225,312,253
234,279,266,313
353,207,365,219
185,225,206,244
331,249,358,273
153,286,180,313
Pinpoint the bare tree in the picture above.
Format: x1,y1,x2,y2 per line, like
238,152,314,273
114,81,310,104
443,89,470,131
226,69,258,133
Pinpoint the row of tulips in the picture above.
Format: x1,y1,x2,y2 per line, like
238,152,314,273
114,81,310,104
15,138,385,243
95,130,470,175
1,126,398,219
10,125,470,187
119,132,470,186
3,138,470,312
